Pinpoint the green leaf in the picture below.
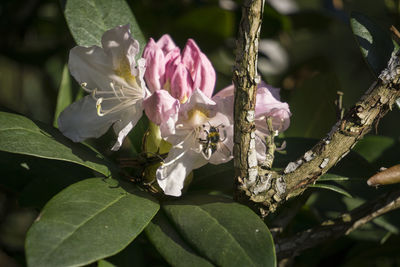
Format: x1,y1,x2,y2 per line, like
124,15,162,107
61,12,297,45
352,135,395,163
318,173,349,182
128,115,148,155
0,111,112,176
53,65,74,128
64,0,146,54
145,212,214,267
25,178,159,267
283,73,338,138
98,260,117,267
191,161,234,194
350,12,394,76
163,195,276,267
309,183,352,198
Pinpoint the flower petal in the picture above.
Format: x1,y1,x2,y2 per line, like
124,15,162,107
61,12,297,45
69,45,114,92
169,63,193,101
111,100,144,151
58,95,120,142
143,89,179,125
143,38,166,92
255,86,291,133
182,39,216,98
101,24,140,76
157,147,207,197
156,34,178,54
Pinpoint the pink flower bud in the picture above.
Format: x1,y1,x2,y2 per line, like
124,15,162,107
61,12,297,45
182,39,215,98
143,35,180,92
143,89,180,125
143,36,216,102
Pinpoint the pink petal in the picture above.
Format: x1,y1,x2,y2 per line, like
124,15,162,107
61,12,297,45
143,90,179,125
156,34,178,54
182,39,216,98
169,64,193,102
143,38,165,92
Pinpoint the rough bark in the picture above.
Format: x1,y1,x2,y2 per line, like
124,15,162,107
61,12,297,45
233,0,265,201
246,52,400,215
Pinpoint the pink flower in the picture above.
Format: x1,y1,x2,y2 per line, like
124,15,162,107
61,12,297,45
143,35,215,100
214,82,291,161
142,35,216,127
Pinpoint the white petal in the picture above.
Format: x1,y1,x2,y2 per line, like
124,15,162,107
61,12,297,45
209,124,234,164
157,148,207,197
69,45,116,92
58,95,120,142
101,24,140,74
180,88,216,116
111,101,144,151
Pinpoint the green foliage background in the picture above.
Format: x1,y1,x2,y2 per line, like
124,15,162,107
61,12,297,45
1,0,400,266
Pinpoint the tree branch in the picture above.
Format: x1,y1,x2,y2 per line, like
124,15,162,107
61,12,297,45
246,52,400,215
233,0,265,201
275,189,400,259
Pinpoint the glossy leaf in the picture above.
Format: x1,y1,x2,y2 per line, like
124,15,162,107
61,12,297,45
53,65,74,128
64,0,146,54
128,115,149,155
191,161,234,194
309,183,352,198
163,195,276,267
25,178,159,267
145,212,214,267
350,12,394,76
0,112,112,176
353,135,395,163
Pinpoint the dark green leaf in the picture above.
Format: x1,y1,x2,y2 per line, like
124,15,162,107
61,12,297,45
53,65,74,128
128,115,148,155
105,236,147,267
145,212,214,267
64,0,146,54
98,260,116,267
25,178,159,267
163,195,276,267
309,183,352,198
350,12,394,76
352,135,395,163
283,73,338,138
191,161,234,194
0,111,112,176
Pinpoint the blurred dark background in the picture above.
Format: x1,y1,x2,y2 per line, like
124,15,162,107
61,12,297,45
1,0,400,266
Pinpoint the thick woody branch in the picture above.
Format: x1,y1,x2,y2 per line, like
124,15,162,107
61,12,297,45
233,0,265,200
247,53,400,215
275,189,400,259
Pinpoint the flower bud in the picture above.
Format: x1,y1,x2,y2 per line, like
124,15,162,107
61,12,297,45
143,89,180,125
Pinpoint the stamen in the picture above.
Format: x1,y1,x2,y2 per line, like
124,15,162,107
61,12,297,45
160,150,186,168
96,98,104,116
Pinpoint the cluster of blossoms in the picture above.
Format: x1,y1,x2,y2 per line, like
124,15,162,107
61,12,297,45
58,25,291,197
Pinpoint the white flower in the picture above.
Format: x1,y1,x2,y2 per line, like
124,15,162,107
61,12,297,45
58,24,149,150
156,89,233,196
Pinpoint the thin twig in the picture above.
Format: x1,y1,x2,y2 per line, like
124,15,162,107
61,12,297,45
275,189,400,259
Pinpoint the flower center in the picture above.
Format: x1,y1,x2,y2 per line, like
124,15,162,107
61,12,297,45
114,57,139,88
186,107,209,128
